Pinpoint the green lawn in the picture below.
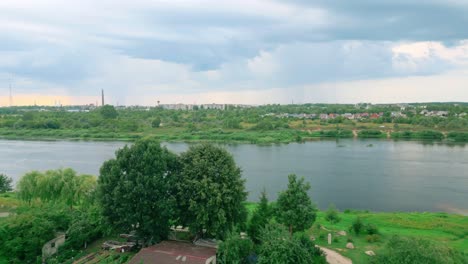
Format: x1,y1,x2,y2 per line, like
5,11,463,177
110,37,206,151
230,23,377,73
308,211,468,263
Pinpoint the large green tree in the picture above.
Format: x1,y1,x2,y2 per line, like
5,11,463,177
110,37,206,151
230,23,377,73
176,143,247,239
0,173,13,193
98,139,179,244
276,174,317,234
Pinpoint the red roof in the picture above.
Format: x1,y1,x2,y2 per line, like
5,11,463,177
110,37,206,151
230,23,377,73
129,241,216,264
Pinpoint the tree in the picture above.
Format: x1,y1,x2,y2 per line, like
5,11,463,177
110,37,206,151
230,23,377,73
257,223,325,264
248,190,272,243
99,105,118,119
0,205,72,263
151,117,162,128
17,169,96,208
176,143,247,239
98,139,179,244
325,203,341,224
0,173,13,193
217,232,255,264
17,171,44,205
276,174,317,234
372,236,467,264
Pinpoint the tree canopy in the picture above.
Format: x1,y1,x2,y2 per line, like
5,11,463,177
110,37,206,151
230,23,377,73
100,105,118,119
17,169,96,208
176,143,247,239
0,173,13,193
257,223,325,264
276,174,317,234
248,190,272,243
98,139,179,244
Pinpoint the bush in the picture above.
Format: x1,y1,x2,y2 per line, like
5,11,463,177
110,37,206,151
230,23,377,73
372,236,467,264
350,217,364,235
365,234,381,243
217,232,254,264
325,204,341,224
257,223,326,264
358,130,383,138
365,224,379,235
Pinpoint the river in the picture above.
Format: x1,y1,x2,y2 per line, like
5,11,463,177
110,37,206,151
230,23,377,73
1,139,467,213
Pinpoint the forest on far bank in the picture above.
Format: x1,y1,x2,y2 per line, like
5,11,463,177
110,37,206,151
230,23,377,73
0,103,467,143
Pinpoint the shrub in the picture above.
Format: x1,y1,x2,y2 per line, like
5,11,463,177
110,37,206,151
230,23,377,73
333,236,340,243
257,223,326,264
217,232,254,264
366,234,381,243
372,236,467,264
350,217,364,235
325,204,341,224
365,224,379,235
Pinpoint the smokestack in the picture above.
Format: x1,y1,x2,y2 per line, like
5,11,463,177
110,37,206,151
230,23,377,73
101,89,105,106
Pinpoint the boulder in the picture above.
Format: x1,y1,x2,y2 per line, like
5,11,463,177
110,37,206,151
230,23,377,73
346,242,354,249
365,250,376,256
337,230,347,236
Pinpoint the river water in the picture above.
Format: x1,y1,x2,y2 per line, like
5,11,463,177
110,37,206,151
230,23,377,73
1,139,467,213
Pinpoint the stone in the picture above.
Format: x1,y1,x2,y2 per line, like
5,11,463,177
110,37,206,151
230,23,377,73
328,233,332,245
365,250,376,256
346,242,354,249
337,230,347,236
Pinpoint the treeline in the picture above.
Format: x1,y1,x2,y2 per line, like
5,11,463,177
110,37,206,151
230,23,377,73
0,169,102,263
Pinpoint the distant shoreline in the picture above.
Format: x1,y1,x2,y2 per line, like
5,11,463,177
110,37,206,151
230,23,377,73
0,128,466,144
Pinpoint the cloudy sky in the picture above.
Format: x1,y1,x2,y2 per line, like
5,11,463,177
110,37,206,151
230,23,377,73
0,0,468,106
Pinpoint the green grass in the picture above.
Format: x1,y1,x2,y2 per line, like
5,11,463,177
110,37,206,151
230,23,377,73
0,192,21,213
244,204,468,263
308,210,468,263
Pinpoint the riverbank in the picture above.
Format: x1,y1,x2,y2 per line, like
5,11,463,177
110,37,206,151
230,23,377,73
245,203,468,264
2,195,467,264
0,127,467,144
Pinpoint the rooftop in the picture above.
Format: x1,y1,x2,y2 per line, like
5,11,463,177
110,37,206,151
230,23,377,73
129,241,216,264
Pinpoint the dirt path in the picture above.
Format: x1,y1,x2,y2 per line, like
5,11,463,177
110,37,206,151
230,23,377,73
318,246,353,264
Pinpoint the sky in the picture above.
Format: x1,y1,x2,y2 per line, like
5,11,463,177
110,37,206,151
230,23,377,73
0,0,468,106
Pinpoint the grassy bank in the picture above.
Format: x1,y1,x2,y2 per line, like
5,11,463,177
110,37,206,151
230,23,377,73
0,127,467,144
310,210,467,263
245,202,468,264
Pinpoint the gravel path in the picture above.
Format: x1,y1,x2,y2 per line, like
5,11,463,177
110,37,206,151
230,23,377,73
318,246,353,264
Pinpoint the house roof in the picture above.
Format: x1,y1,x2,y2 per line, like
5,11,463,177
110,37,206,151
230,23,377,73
129,241,216,264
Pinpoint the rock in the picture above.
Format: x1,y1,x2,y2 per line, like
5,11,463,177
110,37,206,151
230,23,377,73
365,250,376,256
345,242,354,249
337,231,347,236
